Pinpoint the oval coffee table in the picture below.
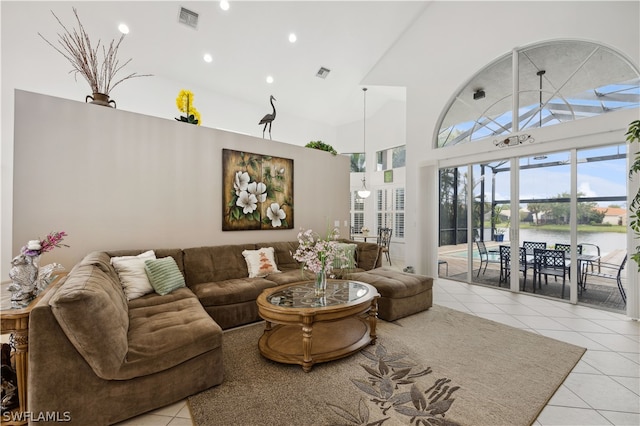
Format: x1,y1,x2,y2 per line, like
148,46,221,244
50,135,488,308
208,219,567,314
256,280,379,372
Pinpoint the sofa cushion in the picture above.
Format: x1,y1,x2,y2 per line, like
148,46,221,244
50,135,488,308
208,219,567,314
49,264,129,380
332,267,367,280
144,257,186,295
242,247,281,278
255,241,300,271
111,250,156,300
353,242,381,271
264,268,314,285
120,287,222,379
183,244,256,285
190,277,277,306
348,267,432,299
77,251,121,284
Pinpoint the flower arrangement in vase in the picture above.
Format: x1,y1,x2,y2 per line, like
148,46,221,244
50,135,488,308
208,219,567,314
292,228,348,296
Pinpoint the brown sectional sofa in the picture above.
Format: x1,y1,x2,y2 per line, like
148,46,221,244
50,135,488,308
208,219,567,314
28,249,223,425
28,240,432,425
183,240,385,329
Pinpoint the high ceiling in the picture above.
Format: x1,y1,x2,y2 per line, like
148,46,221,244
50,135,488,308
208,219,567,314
32,1,430,126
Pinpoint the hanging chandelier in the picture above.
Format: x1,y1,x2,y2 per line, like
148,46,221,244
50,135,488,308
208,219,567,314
357,87,371,199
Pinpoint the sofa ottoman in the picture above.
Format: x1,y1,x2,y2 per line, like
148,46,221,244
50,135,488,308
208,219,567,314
347,267,433,321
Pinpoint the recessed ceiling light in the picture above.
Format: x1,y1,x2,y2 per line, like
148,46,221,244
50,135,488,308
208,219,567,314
203,53,213,63
288,33,297,43
118,23,129,34
266,76,274,84
220,1,230,11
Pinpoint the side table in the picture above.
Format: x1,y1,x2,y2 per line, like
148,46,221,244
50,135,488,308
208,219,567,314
1,274,65,425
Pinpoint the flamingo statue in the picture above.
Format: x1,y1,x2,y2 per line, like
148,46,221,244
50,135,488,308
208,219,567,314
259,95,276,139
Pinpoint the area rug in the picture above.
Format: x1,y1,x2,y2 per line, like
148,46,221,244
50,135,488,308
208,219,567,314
188,305,585,426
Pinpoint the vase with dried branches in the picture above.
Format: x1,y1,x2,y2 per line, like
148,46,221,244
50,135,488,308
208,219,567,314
38,7,151,108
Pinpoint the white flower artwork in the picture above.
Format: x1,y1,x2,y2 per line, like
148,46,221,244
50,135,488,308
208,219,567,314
223,149,293,230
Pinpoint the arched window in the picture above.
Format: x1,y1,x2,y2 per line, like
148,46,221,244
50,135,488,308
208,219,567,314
437,40,640,148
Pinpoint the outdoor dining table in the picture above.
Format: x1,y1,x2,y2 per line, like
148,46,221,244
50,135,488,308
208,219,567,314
507,246,600,290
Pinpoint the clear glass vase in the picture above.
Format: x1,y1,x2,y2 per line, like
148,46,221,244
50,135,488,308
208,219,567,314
315,270,327,296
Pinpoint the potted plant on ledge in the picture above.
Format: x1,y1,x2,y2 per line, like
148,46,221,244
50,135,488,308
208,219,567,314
305,141,337,155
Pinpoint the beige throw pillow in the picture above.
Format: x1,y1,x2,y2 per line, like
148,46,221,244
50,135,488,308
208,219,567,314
242,247,281,278
110,250,156,300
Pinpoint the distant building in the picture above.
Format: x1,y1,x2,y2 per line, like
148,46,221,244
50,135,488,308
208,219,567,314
594,207,627,226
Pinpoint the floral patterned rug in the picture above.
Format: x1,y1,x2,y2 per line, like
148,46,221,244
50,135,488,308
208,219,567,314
188,305,585,425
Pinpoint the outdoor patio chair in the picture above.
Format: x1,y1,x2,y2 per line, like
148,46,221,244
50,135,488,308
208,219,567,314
579,243,601,273
377,227,393,265
475,240,499,277
499,245,527,290
533,248,569,299
523,241,546,255
554,243,583,254
582,254,627,304
552,243,582,283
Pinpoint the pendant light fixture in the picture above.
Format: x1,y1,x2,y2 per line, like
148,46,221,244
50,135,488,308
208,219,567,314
357,87,371,199
537,70,545,128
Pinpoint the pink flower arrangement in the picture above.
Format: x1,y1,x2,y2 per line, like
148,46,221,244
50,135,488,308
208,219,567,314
21,231,69,257
292,228,346,275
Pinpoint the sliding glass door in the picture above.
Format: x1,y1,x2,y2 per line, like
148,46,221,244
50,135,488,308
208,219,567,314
576,145,628,310
439,167,470,282
438,143,627,312
470,162,511,287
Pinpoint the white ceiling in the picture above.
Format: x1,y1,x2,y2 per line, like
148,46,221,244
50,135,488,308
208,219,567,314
34,1,429,126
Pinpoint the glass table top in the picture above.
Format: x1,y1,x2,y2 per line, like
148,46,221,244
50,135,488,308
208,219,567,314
267,280,372,309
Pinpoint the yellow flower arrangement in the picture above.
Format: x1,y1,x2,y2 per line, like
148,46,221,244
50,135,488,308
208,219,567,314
175,89,201,125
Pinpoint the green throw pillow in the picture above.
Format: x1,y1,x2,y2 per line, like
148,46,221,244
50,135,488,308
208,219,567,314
144,257,186,296
332,243,357,270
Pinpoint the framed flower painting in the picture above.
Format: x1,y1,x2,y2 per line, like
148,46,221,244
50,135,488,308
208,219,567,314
222,149,294,230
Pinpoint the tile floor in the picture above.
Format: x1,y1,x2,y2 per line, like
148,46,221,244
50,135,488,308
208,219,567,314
119,277,640,426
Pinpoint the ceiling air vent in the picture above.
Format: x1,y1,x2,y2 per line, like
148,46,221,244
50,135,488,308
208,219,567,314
316,67,331,79
178,7,199,29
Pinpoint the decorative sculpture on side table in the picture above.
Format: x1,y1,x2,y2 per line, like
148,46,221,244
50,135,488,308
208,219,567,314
7,231,68,306
8,254,39,304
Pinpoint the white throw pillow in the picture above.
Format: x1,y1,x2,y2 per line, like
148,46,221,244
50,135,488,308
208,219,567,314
110,250,156,300
242,247,281,278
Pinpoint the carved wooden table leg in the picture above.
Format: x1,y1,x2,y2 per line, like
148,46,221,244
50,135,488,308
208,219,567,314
301,315,314,372
368,297,378,345
10,321,29,417
263,320,272,334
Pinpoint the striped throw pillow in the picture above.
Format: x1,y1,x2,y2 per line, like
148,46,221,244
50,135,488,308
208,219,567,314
144,257,186,296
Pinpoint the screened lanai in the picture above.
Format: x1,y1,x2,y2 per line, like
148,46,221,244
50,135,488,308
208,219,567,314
438,40,640,147
436,40,638,313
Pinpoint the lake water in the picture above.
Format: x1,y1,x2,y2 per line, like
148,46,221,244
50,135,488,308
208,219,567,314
516,229,627,257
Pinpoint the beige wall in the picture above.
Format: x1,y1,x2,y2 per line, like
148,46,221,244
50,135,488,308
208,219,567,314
9,90,350,274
